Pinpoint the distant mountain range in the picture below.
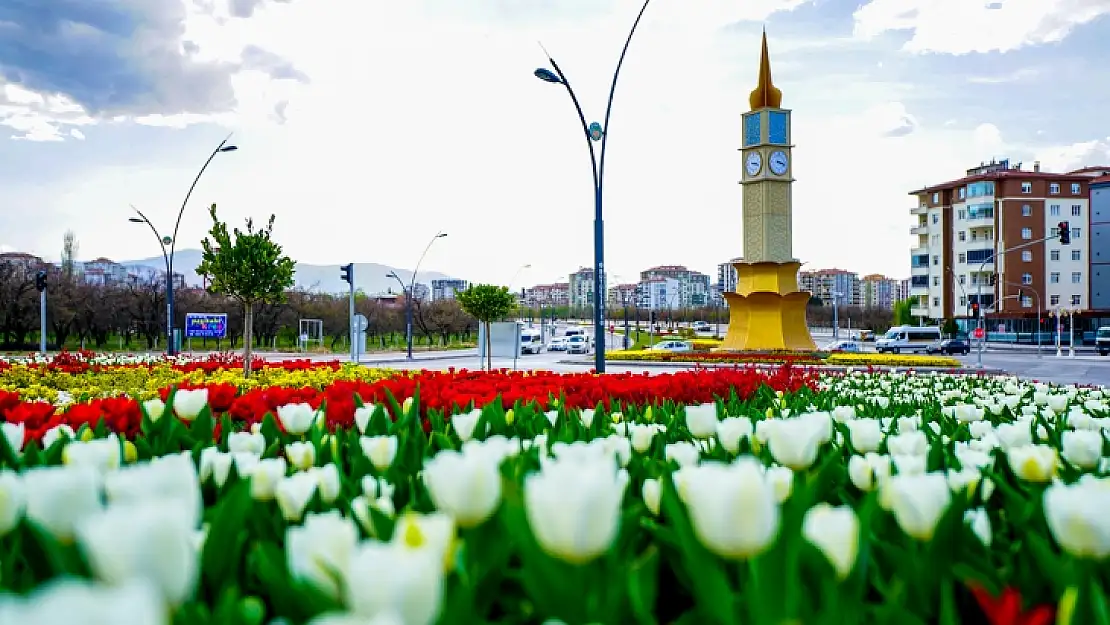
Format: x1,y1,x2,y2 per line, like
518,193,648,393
117,249,458,294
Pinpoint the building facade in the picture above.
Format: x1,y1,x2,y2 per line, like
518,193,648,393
1092,176,1110,311
639,265,711,307
431,279,468,301
608,283,639,307
716,259,740,297
860,274,898,309
524,283,570,307
909,159,1094,322
640,277,681,311
568,268,599,309
798,268,860,306
82,258,129,286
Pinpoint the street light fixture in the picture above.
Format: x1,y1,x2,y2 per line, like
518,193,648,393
394,232,447,360
532,0,652,374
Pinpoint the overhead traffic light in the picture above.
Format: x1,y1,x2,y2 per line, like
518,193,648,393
34,270,47,292
971,302,980,319
1058,221,1070,245
340,263,353,285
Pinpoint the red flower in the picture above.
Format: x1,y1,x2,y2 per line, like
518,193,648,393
969,584,1055,625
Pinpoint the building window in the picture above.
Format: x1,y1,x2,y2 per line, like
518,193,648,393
1021,296,1033,308
933,297,940,306
1051,272,1060,284
1072,272,1082,284
959,187,966,200
958,252,966,263
1072,295,1082,306
932,214,939,224
1072,250,1081,261
1021,227,1032,240
1051,250,1060,261
959,275,966,285
1049,183,1060,194
1072,183,1081,194
1050,204,1060,216
1072,204,1082,216
932,192,940,203
1022,204,1032,216
958,231,966,242
1022,250,1032,262
1051,295,1060,306
1073,227,1082,239
1021,182,1032,194
960,296,966,306
1022,273,1033,285
932,255,939,266
958,209,966,220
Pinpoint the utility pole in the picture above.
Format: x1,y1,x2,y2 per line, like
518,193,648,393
35,270,47,355
341,264,355,361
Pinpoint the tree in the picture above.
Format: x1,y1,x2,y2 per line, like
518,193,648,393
61,231,79,279
196,204,295,377
942,317,959,338
456,284,515,371
893,300,913,326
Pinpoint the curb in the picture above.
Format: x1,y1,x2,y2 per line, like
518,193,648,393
562,360,1007,375
356,353,477,365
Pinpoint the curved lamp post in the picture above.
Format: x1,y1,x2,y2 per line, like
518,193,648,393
128,135,237,355
391,232,447,360
533,0,651,373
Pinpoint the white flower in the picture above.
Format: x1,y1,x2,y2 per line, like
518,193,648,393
953,404,985,423
831,405,856,423
63,435,122,472
286,441,316,471
103,453,203,527
995,422,1033,450
0,422,24,455
361,436,399,472
22,465,104,541
309,463,342,504
524,457,628,564
172,389,209,421
767,417,823,470
1043,479,1110,559
765,465,794,503
679,458,779,559
422,449,502,528
1060,430,1103,470
799,411,834,444
968,421,994,439
665,442,701,467
228,431,266,455
1006,445,1058,483
882,473,952,541
886,431,928,456
345,541,444,625
964,508,992,547
287,510,359,599
142,398,166,423
579,408,596,428
391,512,456,562
275,472,319,522
892,454,927,475
362,475,396,500
277,403,318,436
627,423,659,454
248,458,288,501
685,403,719,439
717,417,753,454
0,578,168,625
450,410,482,443
199,447,234,488
354,404,377,434
0,470,25,536
846,419,883,453
802,503,859,579
642,478,661,516
42,424,76,449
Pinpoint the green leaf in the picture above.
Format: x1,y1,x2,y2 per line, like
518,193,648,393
628,545,661,625
200,482,254,599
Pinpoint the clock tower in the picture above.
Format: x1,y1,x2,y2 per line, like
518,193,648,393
719,30,816,352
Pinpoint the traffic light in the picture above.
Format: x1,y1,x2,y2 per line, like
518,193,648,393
34,270,47,292
971,302,980,319
1058,221,1070,245
340,263,353,285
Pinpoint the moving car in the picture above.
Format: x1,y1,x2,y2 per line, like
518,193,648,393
926,338,971,355
567,335,591,354
692,321,711,333
520,328,544,355
822,340,861,353
650,340,693,353
547,337,568,352
1098,326,1110,356
876,325,943,354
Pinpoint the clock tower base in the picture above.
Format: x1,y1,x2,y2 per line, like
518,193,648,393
718,260,816,352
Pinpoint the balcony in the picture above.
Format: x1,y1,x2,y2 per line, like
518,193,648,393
910,246,928,257
910,224,928,235
909,284,928,296
910,204,927,216
911,264,929,276
910,306,930,317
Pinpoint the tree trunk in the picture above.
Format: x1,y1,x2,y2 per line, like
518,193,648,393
243,303,254,378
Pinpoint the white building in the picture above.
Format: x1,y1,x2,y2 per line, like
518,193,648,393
640,277,681,311
431,279,468,301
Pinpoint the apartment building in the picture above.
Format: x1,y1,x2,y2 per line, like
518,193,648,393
639,265,711,307
431,279,468,301
640,277,681,311
524,283,570,307
82,258,130,286
1091,176,1110,311
908,159,1093,323
569,268,605,308
716,258,741,297
608,283,639,307
860,274,899,309
799,268,860,307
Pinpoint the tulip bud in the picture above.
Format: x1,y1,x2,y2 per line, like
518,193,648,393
248,458,288,501
0,470,25,536
286,510,358,599
642,478,661,516
802,503,859,579
275,472,318,522
684,404,719,439
524,458,628,564
173,389,209,422
123,441,138,464
1006,444,1058,483
1060,430,1102,470
450,411,481,443
1043,479,1110,559
285,442,316,471
360,436,398,473
142,398,165,423
504,409,515,426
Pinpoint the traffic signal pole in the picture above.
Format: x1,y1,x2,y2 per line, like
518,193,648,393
35,270,47,355
340,264,355,362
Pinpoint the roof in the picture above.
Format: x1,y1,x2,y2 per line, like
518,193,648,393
1067,165,1110,175
1091,175,1110,187
909,168,1097,195
861,273,892,281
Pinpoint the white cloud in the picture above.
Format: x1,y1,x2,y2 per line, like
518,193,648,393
70,128,85,140
1033,137,1110,172
853,0,1110,54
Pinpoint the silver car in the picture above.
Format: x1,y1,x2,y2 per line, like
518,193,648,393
566,335,591,354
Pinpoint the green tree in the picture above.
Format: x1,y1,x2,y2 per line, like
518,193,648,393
893,299,913,326
196,204,295,377
942,317,959,337
456,284,516,371
61,230,79,279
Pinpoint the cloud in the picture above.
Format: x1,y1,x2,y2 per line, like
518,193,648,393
852,0,1110,54
240,45,309,82
965,67,1041,84
228,0,294,19
1033,137,1110,172
70,128,85,140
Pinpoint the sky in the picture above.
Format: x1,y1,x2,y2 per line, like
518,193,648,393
2,0,1109,289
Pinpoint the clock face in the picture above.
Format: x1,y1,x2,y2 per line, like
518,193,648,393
769,150,789,175
745,152,762,176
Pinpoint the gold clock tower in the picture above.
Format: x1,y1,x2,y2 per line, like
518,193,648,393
719,31,816,352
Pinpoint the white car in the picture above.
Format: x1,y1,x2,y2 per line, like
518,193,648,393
692,321,711,333
651,340,693,352
823,340,861,353
566,335,591,354
547,337,568,352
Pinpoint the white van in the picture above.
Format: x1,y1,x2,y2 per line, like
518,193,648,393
563,327,586,339
875,325,943,354
520,328,544,355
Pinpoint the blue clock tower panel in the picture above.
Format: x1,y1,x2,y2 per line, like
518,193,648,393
768,111,789,145
743,113,761,147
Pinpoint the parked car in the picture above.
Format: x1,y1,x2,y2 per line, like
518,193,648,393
650,340,693,353
1097,326,1110,356
547,337,568,352
926,338,971,355
566,335,591,354
520,327,544,355
691,321,711,333
822,340,861,353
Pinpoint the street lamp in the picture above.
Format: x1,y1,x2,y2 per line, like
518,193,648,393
127,134,237,356
393,232,447,360
533,0,651,373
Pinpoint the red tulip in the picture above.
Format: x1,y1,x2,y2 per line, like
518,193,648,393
969,584,1055,625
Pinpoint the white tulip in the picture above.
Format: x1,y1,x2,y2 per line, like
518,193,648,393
23,464,103,541
846,419,883,453
103,453,202,528
602,435,632,467
685,403,719,439
391,512,456,562
995,422,1033,450
307,613,405,625
286,441,316,471
642,478,661,516
1047,395,1069,414
627,423,659,454
886,431,928,456
767,418,823,470
275,472,319,521
249,457,288,500
360,436,399,472
228,431,266,455
754,419,777,444
954,404,985,423
77,500,199,605
717,417,754,454
765,465,794,503
141,398,166,424
1043,479,1110,559
882,473,952,541
1006,445,1058,483
199,447,234,488
277,403,318,435
665,442,701,467
362,475,396,500
0,577,168,625
831,405,856,423
422,449,502,528
0,422,24,455
680,458,779,559
848,453,892,493
579,408,596,428
543,410,559,427
450,410,482,443
287,510,359,599
354,404,377,434
896,416,921,432
800,411,834,444
309,463,342,504
968,421,994,439
0,470,25,536
803,503,859,579
345,541,444,625
41,424,76,449
524,457,628,564
1061,430,1103,470
964,508,992,547
172,389,209,421
892,454,927,475
63,434,122,472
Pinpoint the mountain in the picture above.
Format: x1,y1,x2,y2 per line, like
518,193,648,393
117,249,458,294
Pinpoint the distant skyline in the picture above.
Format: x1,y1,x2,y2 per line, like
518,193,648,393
3,1,1109,285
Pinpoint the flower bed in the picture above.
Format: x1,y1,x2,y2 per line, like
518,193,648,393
606,348,962,368
1,367,1109,623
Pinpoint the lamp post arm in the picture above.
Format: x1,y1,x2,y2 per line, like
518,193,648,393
596,0,651,189
131,205,171,275
546,59,601,193
170,133,233,274
410,233,444,293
